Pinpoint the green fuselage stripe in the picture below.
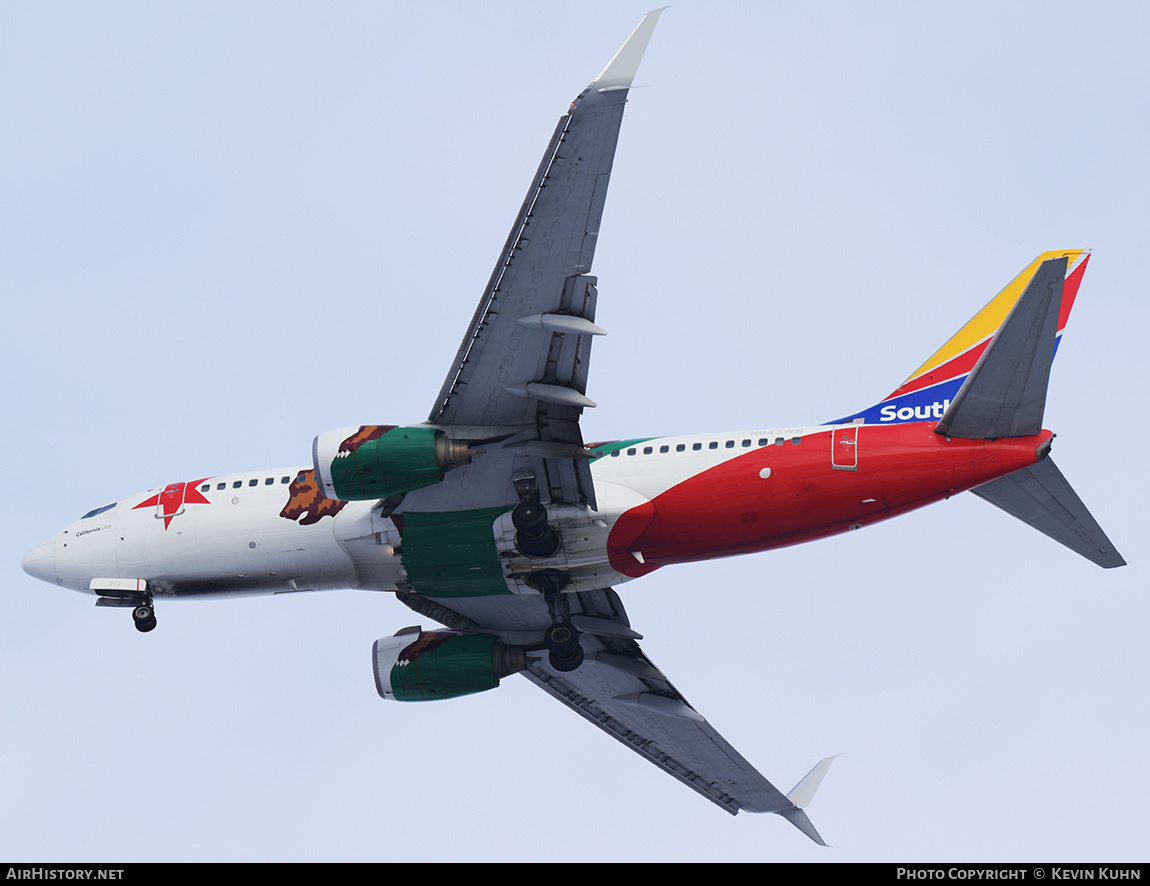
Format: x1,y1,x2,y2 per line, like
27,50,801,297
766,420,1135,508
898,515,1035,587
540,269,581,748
400,506,514,597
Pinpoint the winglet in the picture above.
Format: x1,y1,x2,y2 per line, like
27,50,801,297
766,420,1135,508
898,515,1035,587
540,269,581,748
779,755,839,847
786,754,839,808
591,8,667,91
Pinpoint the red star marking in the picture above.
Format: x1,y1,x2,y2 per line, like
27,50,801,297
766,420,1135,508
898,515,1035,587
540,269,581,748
134,478,212,529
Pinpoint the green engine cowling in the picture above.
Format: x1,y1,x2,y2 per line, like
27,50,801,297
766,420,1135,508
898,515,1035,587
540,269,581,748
373,629,527,701
312,425,476,501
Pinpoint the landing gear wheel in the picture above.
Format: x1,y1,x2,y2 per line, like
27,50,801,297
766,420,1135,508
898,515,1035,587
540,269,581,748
512,501,548,534
512,500,560,557
549,645,584,672
544,621,578,650
132,604,157,633
544,621,583,672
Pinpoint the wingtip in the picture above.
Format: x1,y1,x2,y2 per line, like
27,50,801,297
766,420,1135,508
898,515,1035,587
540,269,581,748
779,807,831,847
590,8,667,91
786,754,840,809
775,755,839,846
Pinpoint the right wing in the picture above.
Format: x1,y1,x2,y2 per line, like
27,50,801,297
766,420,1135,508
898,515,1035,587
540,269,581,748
390,12,835,842
397,585,837,845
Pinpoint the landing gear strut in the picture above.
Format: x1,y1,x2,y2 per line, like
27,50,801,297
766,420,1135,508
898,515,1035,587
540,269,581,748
527,568,583,672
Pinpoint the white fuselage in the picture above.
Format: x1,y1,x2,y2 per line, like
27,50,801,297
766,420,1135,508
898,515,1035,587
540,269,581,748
26,425,828,602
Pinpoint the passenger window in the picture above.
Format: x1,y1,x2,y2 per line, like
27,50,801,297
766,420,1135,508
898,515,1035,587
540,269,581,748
264,477,274,486
643,446,653,455
709,441,718,450
627,448,636,456
200,484,210,492
725,440,734,449
676,444,685,452
792,436,801,445
692,443,702,451
741,439,751,448
775,437,785,446
281,476,290,484
233,481,242,489
610,450,620,457
248,479,258,487
217,482,226,490
758,438,769,446
659,445,669,453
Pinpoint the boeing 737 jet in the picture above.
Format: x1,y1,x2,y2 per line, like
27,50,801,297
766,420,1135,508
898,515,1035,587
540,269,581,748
21,10,1124,845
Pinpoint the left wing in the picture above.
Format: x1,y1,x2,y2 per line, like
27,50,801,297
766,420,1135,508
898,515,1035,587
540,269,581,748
389,16,837,841
423,9,665,511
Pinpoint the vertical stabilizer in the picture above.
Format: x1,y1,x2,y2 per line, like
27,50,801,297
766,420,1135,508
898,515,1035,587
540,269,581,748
832,251,1087,426
934,257,1065,438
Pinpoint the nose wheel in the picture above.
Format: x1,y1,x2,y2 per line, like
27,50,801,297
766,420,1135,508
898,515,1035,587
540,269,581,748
132,602,157,633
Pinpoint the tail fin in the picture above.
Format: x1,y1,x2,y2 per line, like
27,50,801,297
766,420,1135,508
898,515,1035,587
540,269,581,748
834,250,1088,426
833,250,1124,568
922,254,1124,567
934,255,1065,438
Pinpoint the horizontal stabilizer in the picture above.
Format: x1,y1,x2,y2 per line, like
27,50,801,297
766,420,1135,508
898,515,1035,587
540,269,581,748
972,457,1125,568
935,257,1066,439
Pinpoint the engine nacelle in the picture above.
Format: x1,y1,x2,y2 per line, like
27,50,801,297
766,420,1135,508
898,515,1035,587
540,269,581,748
373,628,527,702
312,425,476,501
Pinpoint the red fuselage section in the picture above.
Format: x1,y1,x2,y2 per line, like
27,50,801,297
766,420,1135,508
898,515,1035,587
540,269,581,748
607,424,1051,578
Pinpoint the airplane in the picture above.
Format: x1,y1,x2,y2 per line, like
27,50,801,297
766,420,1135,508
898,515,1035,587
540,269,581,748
20,9,1125,846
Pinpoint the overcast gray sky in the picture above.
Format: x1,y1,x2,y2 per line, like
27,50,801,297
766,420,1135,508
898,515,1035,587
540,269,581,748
3,1,1147,862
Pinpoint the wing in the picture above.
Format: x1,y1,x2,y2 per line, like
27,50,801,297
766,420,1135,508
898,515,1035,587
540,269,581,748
392,17,836,840
423,9,665,512
397,585,836,845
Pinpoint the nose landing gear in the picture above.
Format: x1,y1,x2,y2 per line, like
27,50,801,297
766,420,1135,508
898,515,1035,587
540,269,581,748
92,581,157,633
132,602,157,633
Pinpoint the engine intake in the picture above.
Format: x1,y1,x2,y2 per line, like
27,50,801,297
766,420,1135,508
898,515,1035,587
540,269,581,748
373,629,527,702
313,425,476,501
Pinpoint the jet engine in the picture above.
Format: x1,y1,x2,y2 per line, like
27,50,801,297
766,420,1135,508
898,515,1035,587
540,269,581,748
312,425,476,501
373,628,527,701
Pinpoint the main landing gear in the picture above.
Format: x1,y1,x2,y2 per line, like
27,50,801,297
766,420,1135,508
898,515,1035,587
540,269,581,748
527,567,584,672
510,491,584,672
543,621,584,672
512,500,561,558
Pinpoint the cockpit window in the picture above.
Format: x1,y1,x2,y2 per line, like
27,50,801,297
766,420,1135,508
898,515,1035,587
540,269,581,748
81,503,117,519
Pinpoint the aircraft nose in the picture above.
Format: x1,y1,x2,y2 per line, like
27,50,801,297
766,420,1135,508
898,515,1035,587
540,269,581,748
22,538,57,585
